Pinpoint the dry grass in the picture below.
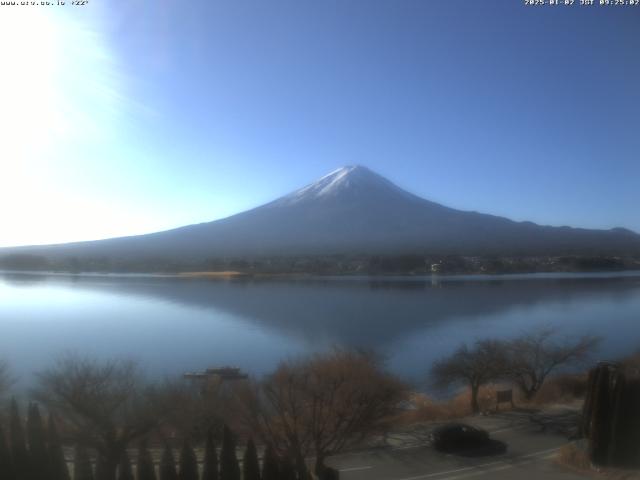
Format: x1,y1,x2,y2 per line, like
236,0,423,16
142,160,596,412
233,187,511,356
402,351,637,425
557,443,592,471
622,351,640,378
398,385,506,424
397,374,590,425
529,373,588,405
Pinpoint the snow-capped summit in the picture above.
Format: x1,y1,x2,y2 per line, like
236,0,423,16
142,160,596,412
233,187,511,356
274,165,413,206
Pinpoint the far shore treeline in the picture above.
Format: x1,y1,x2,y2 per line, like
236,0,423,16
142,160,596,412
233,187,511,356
1,253,639,276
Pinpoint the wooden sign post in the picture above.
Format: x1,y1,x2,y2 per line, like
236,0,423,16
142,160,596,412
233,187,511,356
496,389,514,411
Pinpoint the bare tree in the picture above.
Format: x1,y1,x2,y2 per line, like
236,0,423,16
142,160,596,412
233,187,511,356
0,362,13,428
431,339,507,413
154,377,231,442
621,350,640,377
33,355,171,480
235,349,407,476
503,328,599,400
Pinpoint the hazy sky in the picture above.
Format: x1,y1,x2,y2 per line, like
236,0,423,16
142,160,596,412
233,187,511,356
1,0,639,247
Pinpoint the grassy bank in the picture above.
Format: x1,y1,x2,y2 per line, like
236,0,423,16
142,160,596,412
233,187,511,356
398,373,589,425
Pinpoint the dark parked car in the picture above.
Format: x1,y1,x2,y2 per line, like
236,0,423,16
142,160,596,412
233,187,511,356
431,423,506,456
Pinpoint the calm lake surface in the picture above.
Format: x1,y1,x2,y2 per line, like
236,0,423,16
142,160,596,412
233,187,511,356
2,271,640,388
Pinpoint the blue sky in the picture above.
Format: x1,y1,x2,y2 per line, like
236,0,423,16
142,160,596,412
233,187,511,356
1,0,639,247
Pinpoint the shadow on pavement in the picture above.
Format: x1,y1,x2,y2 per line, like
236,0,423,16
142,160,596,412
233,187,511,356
444,438,508,457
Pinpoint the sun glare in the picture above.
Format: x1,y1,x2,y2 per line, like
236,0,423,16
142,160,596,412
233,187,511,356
0,9,63,160
0,6,131,247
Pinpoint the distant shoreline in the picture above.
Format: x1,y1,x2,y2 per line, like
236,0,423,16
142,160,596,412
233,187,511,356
0,269,309,280
177,270,312,279
3,268,640,283
2,253,640,278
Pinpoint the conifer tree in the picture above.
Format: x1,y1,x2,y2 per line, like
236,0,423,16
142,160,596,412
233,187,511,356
242,439,260,480
47,414,70,480
35,357,162,480
74,445,94,480
260,445,278,480
219,425,240,480
589,365,612,465
159,444,178,480
27,403,48,480
201,430,218,480
610,375,640,467
117,450,134,480
136,440,156,480
95,453,111,480
580,366,598,437
178,439,198,480
9,399,30,480
0,424,16,480
278,455,296,480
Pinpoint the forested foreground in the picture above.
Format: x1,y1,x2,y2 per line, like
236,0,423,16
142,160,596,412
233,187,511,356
0,349,404,480
0,330,634,480
0,405,304,480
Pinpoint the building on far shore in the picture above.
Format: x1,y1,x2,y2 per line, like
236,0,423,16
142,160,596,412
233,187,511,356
184,366,248,392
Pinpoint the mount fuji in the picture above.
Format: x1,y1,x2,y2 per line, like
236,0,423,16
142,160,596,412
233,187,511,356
4,166,640,261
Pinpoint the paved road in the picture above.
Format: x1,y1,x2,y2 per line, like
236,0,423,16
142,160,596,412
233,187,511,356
327,407,589,480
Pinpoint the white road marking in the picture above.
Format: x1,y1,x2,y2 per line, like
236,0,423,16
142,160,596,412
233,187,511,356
391,444,430,451
487,424,530,434
436,454,555,480
339,466,373,472
391,461,506,480
391,446,561,480
521,447,560,457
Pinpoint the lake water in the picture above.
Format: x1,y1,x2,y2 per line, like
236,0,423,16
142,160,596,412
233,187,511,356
1,271,640,389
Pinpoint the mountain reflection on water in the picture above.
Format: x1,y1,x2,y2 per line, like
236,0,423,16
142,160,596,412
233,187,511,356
1,272,640,388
